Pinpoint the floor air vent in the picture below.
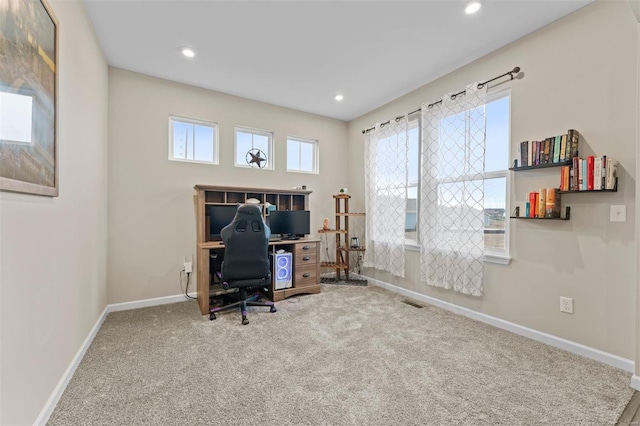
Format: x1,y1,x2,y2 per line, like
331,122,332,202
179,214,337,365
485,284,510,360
402,300,424,308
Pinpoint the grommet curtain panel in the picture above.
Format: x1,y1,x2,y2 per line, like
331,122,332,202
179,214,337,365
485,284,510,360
363,117,409,277
419,84,487,296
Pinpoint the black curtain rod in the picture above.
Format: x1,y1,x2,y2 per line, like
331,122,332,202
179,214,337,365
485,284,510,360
362,66,521,134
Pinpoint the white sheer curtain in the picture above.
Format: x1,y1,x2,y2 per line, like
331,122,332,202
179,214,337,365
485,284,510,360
419,84,487,296
363,117,409,277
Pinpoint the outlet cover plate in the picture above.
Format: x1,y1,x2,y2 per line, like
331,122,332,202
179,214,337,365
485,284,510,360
610,205,626,222
560,296,574,314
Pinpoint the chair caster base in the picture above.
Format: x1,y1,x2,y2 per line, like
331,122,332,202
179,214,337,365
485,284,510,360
270,305,277,313
209,313,216,320
242,317,249,325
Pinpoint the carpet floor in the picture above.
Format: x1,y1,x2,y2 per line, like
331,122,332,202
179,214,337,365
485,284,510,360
49,284,632,425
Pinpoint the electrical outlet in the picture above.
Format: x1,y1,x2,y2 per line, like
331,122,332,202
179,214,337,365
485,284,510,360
183,256,193,274
560,297,573,314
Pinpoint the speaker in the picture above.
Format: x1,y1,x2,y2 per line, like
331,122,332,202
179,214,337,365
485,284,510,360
271,252,292,290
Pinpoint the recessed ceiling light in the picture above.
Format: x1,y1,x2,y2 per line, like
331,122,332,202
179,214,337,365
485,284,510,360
334,94,344,101
182,48,196,58
464,0,482,14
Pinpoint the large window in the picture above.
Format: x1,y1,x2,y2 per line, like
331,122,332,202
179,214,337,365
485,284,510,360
287,136,318,174
408,90,510,257
169,116,218,164
235,127,274,169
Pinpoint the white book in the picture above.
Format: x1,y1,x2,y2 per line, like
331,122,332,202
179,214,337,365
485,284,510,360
528,142,533,166
606,157,618,190
594,158,602,190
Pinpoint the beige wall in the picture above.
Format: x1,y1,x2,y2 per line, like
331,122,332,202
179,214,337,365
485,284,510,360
348,1,637,360
0,1,109,424
107,69,348,304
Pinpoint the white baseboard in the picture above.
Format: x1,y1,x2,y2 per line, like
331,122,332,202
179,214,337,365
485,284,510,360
108,292,196,312
631,375,640,391
34,291,197,425
33,305,109,425
363,274,635,374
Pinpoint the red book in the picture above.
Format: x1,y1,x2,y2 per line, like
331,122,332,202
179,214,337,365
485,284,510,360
529,192,538,217
587,156,595,190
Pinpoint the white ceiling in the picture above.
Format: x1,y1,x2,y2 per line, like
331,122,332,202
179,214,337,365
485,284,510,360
84,0,593,121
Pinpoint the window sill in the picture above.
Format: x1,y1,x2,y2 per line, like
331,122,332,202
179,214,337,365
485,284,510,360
483,254,511,265
404,244,510,265
405,243,421,252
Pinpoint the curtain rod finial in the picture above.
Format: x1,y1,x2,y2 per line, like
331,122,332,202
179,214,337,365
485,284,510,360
513,66,521,74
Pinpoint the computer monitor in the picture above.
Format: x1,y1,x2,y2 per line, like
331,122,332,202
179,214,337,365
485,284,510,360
208,205,238,240
268,210,310,240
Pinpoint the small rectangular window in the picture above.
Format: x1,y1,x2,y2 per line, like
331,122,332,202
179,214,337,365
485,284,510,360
235,127,274,169
169,116,218,164
287,136,318,174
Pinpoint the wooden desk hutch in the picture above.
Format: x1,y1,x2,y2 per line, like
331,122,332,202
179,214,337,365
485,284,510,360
194,185,321,315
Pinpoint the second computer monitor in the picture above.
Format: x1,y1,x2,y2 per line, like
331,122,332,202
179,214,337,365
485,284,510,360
268,210,310,240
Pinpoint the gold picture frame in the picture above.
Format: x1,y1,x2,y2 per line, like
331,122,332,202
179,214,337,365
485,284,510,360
0,0,59,196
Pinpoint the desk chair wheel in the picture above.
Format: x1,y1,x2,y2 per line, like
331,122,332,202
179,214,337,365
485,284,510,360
242,317,249,325
270,305,277,313
209,313,216,321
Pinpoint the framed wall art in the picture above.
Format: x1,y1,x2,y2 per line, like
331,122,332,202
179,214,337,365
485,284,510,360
0,0,58,196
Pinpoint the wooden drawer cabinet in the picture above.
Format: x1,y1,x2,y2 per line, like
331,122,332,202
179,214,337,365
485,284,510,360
294,264,317,288
295,251,317,267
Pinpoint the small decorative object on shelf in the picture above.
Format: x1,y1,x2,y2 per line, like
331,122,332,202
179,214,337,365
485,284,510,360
323,218,330,230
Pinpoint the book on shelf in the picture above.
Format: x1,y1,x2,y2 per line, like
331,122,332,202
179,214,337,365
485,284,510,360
553,136,561,163
593,157,602,191
543,139,550,164
528,192,537,218
545,188,561,218
587,156,594,191
559,166,570,191
515,130,576,168
606,157,618,190
567,129,579,158
538,188,546,218
560,155,616,191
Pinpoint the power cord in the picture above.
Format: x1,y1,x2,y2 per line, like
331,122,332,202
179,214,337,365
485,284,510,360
180,270,197,300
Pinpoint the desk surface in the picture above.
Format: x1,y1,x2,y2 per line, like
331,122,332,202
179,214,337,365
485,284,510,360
198,237,320,250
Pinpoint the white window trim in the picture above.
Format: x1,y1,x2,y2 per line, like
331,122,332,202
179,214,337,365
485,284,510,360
286,136,319,174
168,115,219,165
234,126,275,170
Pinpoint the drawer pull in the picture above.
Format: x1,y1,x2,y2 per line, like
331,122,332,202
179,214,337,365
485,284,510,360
302,245,311,250
303,256,310,261
302,273,311,278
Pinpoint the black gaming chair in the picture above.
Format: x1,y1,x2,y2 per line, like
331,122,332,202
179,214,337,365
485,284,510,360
209,204,276,325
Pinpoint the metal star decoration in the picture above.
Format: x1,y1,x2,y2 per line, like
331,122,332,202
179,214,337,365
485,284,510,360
246,149,267,168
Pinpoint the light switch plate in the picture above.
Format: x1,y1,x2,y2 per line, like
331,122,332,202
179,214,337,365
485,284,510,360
610,205,626,222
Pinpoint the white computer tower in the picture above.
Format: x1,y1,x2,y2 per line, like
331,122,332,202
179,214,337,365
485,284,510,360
271,252,292,290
